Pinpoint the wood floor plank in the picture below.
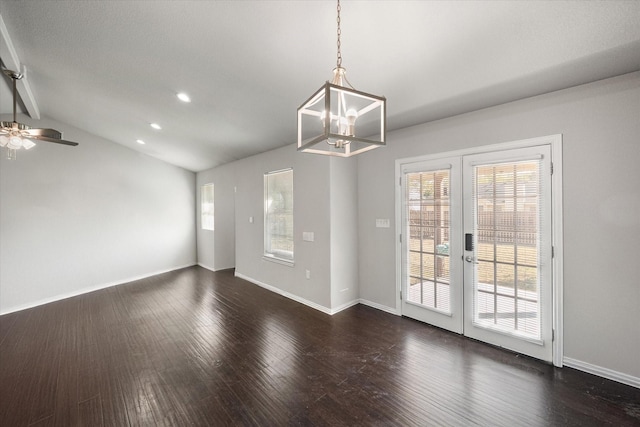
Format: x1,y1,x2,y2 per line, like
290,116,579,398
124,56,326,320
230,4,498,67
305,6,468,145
1,266,639,426
78,396,103,427
0,310,19,347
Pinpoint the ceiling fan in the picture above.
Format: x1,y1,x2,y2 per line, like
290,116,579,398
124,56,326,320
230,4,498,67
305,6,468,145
1,68,78,160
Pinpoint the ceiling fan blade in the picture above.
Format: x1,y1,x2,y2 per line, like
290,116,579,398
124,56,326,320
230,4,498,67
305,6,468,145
30,134,79,146
24,128,63,139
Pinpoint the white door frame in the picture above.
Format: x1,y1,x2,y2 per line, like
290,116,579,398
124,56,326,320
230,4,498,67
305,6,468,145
395,134,564,367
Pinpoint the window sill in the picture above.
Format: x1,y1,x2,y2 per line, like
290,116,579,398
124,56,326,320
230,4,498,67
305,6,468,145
262,255,295,267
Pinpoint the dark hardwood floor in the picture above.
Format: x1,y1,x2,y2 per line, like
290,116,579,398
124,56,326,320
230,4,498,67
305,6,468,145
0,266,638,426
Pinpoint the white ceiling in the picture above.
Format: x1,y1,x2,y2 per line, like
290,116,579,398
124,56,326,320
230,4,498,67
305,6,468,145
1,1,639,172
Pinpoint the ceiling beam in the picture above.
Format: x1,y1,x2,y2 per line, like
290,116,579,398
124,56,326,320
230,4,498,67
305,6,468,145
0,13,40,120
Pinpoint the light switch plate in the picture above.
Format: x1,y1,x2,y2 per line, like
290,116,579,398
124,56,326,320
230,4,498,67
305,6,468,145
302,232,315,242
376,219,390,228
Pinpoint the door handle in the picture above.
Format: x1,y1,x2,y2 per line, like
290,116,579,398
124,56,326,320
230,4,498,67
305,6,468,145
465,256,479,264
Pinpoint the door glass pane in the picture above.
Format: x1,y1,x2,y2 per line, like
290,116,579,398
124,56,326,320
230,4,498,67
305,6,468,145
406,169,451,313
472,160,542,339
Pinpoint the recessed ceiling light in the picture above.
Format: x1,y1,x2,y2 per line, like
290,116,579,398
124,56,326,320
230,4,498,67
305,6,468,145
177,92,191,103
150,123,162,130
136,139,146,145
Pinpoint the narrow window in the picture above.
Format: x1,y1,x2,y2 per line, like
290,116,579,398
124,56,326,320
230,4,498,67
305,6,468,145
201,183,214,231
264,169,294,263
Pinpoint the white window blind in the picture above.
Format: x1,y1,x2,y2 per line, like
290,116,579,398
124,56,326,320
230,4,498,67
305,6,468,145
472,159,544,339
405,169,452,313
264,169,294,262
201,183,214,231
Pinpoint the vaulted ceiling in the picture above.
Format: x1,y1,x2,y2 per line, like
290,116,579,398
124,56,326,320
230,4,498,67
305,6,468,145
1,1,639,172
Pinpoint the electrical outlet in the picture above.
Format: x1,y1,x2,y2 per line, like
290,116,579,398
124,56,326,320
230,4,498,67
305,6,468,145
305,269,311,279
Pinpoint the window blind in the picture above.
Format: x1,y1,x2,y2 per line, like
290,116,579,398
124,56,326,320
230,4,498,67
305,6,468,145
472,159,543,339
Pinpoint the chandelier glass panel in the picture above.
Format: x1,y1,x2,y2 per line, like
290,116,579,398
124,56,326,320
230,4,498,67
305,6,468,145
297,0,386,157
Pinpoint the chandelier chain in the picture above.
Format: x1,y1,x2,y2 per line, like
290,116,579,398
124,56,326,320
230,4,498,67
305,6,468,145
336,0,342,68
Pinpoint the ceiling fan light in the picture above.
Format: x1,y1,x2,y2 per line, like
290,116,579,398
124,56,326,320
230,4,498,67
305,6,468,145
22,139,36,150
8,135,23,149
1,69,79,158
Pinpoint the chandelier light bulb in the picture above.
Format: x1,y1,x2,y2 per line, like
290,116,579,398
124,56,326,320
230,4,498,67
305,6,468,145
346,108,358,136
0,135,8,147
338,116,348,135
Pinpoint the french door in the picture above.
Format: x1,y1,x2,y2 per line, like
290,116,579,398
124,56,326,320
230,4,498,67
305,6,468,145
400,157,464,333
400,143,554,362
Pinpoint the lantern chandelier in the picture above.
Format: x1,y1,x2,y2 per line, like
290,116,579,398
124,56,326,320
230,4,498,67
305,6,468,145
297,0,386,157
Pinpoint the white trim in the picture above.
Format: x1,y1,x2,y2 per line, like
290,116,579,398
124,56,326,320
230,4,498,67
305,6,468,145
331,299,360,315
402,162,452,173
234,271,332,315
394,159,403,316
235,272,401,317
264,167,293,176
234,272,364,316
358,298,400,316
551,136,564,367
395,134,561,166
469,153,543,166
563,357,640,389
0,15,40,119
262,255,295,267
395,134,564,366
0,263,197,315
197,262,216,272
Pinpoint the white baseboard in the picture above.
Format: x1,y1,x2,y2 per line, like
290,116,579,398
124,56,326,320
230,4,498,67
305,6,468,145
197,262,216,272
358,298,400,316
234,272,339,315
233,272,399,317
330,299,360,315
0,263,197,315
563,357,640,389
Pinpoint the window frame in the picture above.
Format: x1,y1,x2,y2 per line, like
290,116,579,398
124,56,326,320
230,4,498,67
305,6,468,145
263,168,294,265
201,183,215,231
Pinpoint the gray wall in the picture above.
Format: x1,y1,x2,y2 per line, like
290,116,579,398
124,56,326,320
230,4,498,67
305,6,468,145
197,144,363,313
357,72,640,379
196,161,236,271
329,156,359,309
197,73,639,382
233,145,333,310
0,116,196,314
2,72,635,384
